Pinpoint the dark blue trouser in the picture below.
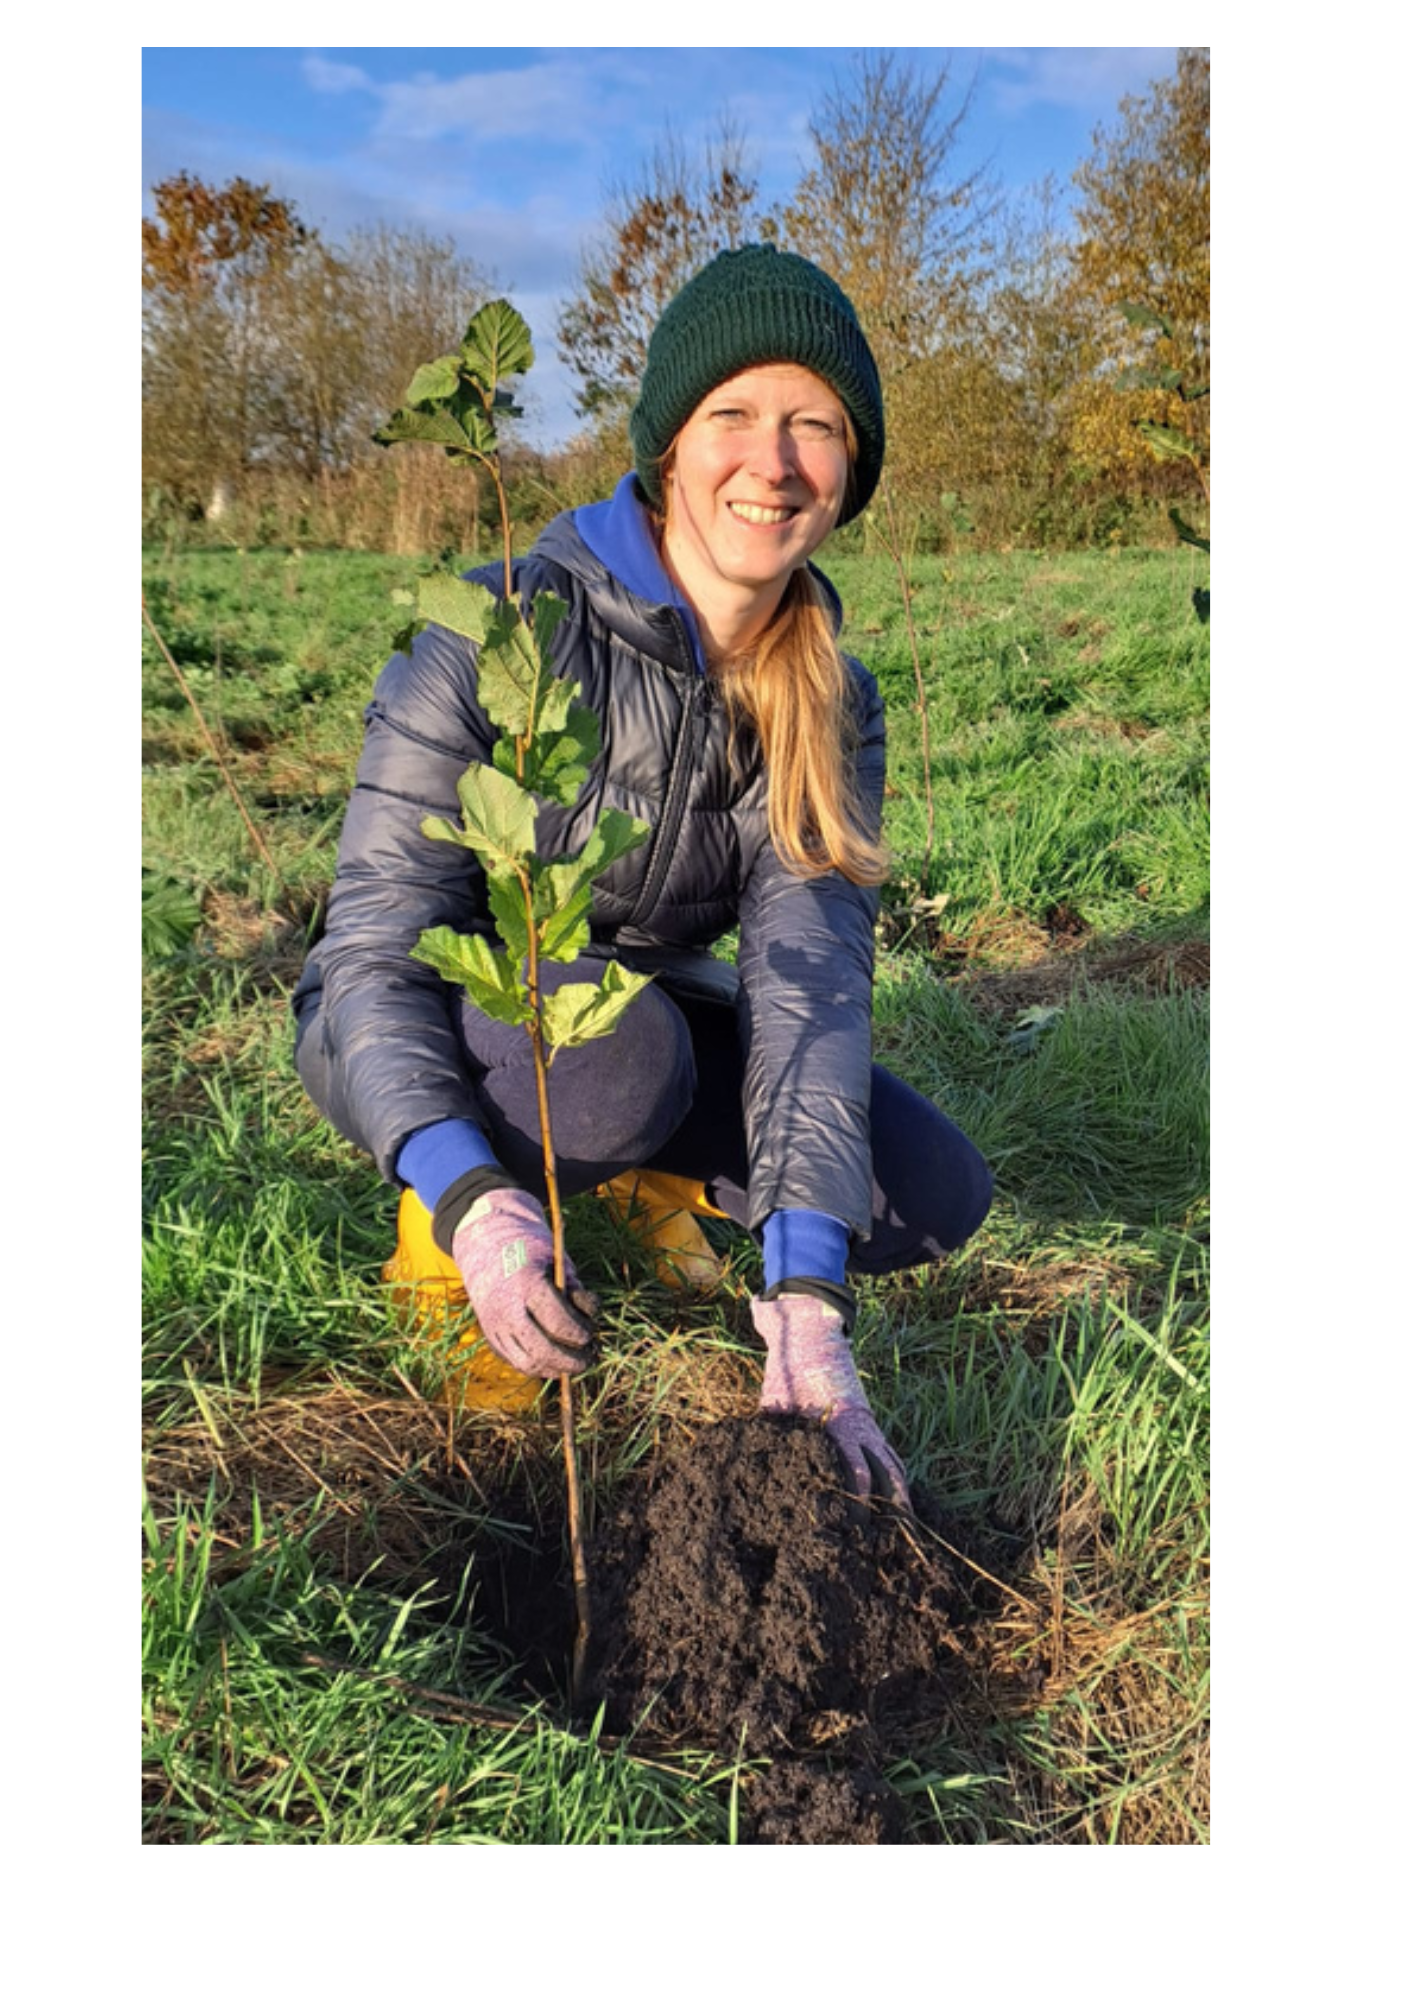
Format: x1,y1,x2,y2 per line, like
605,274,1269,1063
299,960,992,1276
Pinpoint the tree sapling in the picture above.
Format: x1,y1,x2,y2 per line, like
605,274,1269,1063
374,301,653,1698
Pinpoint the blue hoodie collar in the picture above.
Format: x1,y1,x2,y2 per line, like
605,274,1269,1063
574,473,707,674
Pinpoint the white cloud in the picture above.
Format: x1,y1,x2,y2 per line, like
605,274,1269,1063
987,47,1178,116
410,193,588,296
309,49,667,151
302,54,374,97
372,60,604,145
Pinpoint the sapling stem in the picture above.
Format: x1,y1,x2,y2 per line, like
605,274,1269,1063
498,480,514,605
514,719,592,1704
518,842,592,1690
559,1382,592,1704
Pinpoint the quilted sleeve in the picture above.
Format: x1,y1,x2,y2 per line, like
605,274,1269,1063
304,614,504,1178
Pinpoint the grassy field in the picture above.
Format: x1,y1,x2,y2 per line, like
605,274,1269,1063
141,538,1209,1845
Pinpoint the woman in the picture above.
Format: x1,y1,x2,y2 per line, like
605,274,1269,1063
293,244,993,1507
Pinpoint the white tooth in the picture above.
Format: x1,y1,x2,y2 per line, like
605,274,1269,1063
730,502,792,524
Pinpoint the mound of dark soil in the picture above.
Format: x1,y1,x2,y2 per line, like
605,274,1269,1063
585,1413,971,1843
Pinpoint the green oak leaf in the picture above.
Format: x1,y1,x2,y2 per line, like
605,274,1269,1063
531,592,569,654
532,673,578,739
531,809,652,962
1136,421,1199,463
417,573,496,644
538,889,593,964
535,809,650,917
391,618,426,657
460,300,534,393
405,355,463,406
476,597,578,748
499,704,600,806
485,866,531,963
449,382,498,455
542,961,653,1057
372,406,473,453
526,704,600,805
454,762,537,870
476,601,548,738
410,926,531,1027
575,807,651,879
420,762,537,872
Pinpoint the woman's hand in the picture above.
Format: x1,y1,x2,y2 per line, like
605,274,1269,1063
451,1189,598,1378
752,1294,911,1509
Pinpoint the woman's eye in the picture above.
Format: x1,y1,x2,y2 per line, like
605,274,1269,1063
794,416,841,438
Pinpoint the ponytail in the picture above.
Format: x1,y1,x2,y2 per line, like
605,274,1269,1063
715,568,890,886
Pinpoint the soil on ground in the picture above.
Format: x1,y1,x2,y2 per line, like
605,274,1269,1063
145,1393,999,1846
583,1413,977,1844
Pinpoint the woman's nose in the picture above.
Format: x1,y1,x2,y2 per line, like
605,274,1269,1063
745,422,797,483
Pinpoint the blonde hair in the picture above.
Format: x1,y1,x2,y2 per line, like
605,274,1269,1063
715,569,890,886
656,432,890,889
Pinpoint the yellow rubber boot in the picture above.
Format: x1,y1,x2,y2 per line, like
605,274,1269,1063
598,1170,727,1292
381,1188,540,1413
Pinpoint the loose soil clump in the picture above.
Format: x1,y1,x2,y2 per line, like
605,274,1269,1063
585,1413,973,1843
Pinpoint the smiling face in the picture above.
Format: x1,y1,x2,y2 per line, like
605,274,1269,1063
659,363,852,657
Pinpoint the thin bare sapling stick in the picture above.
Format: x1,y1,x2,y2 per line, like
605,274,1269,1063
374,303,653,1704
866,480,936,869
141,593,285,885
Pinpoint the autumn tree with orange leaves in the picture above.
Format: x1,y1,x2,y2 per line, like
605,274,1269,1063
143,174,318,512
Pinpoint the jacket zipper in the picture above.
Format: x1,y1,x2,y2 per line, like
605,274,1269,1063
627,667,704,928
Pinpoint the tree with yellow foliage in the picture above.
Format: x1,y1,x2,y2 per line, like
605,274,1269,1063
1065,49,1210,490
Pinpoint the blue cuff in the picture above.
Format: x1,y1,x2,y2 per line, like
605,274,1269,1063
396,1119,500,1212
762,1208,850,1289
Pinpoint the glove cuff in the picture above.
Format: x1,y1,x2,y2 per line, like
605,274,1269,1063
432,1166,523,1255
761,1276,856,1333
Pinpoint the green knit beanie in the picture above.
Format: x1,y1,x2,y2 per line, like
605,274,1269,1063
629,243,885,523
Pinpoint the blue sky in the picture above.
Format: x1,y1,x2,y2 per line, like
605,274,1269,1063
142,45,1180,448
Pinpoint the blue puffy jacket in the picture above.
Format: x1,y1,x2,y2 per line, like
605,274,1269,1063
291,475,885,1241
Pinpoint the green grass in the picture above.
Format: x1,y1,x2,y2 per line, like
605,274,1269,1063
142,543,1209,1845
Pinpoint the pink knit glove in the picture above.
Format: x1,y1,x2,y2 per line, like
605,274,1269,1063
752,1294,912,1508
451,1189,597,1378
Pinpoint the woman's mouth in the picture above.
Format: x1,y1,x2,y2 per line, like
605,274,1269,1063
726,501,799,526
